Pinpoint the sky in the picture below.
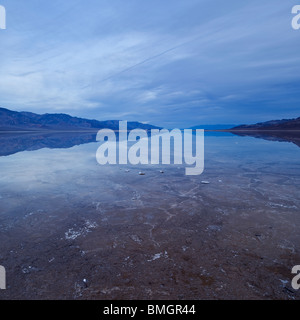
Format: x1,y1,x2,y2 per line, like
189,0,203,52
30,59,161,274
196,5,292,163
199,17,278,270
0,0,299,128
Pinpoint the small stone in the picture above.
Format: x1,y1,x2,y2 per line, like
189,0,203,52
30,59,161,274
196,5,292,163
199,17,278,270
139,172,145,175
83,279,88,288
201,181,210,184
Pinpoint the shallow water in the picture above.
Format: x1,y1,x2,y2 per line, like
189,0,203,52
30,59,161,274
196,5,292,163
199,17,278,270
0,131,299,300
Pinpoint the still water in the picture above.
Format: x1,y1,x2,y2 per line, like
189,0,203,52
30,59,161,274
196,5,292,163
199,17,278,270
0,131,299,299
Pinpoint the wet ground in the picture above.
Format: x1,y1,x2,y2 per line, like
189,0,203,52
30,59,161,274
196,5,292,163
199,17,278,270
0,132,299,300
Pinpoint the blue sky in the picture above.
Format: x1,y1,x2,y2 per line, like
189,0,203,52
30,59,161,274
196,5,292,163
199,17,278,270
0,0,299,127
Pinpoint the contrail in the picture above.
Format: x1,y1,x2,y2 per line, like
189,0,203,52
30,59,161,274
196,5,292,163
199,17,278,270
83,34,203,88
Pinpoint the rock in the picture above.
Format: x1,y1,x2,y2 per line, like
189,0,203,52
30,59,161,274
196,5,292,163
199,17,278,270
160,170,164,174
83,279,88,288
139,172,145,175
201,181,210,184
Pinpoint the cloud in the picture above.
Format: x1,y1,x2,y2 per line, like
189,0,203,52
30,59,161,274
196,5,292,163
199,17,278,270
0,0,299,126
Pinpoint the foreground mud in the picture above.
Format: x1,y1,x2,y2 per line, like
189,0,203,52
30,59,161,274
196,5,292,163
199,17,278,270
0,154,299,300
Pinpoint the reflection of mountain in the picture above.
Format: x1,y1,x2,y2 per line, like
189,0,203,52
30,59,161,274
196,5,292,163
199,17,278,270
0,107,160,131
0,132,98,157
230,131,300,148
228,116,300,148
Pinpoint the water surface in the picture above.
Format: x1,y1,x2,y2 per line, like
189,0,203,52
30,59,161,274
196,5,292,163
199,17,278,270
0,131,299,300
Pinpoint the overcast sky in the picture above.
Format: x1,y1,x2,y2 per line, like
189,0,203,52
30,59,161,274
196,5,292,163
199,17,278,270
0,0,299,127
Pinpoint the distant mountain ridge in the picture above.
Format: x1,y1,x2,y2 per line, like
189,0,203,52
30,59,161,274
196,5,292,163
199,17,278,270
190,124,236,130
0,107,160,131
230,117,300,131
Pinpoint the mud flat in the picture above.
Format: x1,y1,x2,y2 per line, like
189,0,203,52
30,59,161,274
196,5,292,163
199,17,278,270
0,135,299,300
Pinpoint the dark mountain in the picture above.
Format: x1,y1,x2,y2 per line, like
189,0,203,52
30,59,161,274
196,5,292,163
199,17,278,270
189,124,236,130
0,107,160,131
230,117,300,131
228,116,300,148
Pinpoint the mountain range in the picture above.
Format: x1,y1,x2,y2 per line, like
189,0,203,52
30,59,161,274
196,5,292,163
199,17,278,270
227,116,300,148
1,107,299,132
230,117,300,131
189,124,236,130
0,107,159,131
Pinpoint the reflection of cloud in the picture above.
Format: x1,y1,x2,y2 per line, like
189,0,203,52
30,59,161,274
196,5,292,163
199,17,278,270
0,142,98,193
0,0,299,126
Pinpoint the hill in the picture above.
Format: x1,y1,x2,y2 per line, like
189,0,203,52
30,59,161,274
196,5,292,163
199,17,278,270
0,107,160,131
230,117,300,131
